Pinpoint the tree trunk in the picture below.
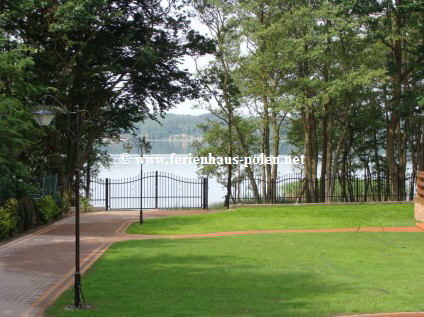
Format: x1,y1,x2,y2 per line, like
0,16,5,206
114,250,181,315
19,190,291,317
85,158,91,199
386,114,400,200
325,116,333,203
320,113,328,202
262,96,271,203
301,109,318,202
230,113,260,202
372,129,382,201
271,109,281,203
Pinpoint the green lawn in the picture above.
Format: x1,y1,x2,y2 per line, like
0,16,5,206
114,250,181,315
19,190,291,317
127,203,415,235
48,233,424,317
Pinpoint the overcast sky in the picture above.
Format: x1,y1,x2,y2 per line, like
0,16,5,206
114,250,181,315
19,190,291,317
167,14,212,116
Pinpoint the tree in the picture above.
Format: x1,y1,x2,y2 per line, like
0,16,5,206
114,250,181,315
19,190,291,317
193,117,259,204
260,0,386,201
193,0,262,206
371,0,424,198
235,0,292,202
0,29,43,203
2,0,213,192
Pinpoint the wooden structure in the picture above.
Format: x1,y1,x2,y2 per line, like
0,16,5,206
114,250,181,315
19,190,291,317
415,171,424,221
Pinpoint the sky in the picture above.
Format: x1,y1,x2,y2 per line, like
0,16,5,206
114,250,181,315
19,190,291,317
167,13,213,116
167,55,211,116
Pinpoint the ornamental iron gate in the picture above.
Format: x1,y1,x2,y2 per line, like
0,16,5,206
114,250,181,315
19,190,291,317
90,171,208,210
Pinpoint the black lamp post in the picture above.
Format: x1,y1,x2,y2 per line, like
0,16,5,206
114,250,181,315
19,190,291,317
33,97,87,309
123,137,150,224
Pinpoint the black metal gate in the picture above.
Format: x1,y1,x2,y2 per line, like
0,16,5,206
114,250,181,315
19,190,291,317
90,171,208,210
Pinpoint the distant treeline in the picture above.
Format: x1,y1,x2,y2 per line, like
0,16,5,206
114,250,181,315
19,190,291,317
133,113,215,139
131,114,294,155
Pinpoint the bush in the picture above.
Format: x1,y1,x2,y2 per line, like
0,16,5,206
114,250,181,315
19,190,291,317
62,190,72,212
0,208,16,240
80,197,90,213
0,198,18,240
3,198,18,217
37,195,61,224
17,197,38,230
53,194,64,212
0,195,63,240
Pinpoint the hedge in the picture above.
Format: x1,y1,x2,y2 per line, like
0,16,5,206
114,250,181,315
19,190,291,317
0,195,63,241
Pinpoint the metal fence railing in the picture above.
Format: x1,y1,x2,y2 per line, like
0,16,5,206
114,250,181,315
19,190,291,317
233,173,417,204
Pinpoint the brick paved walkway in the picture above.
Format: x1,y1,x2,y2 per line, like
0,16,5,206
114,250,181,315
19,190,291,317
0,210,423,317
0,210,216,317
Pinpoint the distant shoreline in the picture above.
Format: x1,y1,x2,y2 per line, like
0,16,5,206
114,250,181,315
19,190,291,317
148,139,196,142
108,139,197,145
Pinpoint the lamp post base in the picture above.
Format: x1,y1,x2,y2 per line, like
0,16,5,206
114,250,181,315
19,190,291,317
65,304,92,311
70,272,88,310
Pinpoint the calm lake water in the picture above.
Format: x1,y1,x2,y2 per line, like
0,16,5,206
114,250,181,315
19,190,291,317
106,140,197,155
98,140,302,206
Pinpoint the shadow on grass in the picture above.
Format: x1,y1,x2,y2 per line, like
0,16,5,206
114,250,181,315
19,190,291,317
49,239,355,317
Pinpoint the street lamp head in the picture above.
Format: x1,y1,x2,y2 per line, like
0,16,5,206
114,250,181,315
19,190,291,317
33,109,56,127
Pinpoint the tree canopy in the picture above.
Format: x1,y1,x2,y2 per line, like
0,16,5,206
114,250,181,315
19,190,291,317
0,0,213,201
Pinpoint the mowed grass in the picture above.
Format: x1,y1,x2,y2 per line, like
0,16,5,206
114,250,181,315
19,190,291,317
48,233,424,317
127,203,415,235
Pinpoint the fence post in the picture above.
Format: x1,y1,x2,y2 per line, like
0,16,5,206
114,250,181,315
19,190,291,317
314,178,319,203
321,177,325,203
201,177,204,209
140,171,143,224
356,178,359,202
155,171,159,209
204,178,209,209
105,178,109,211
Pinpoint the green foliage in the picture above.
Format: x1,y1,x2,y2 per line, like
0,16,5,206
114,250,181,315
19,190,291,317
3,198,18,215
192,0,423,197
80,197,90,213
53,194,64,212
0,96,41,205
0,194,65,240
62,190,72,212
0,28,44,204
0,198,18,239
1,0,213,199
193,117,259,187
17,197,38,230
36,195,62,224
0,208,16,240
